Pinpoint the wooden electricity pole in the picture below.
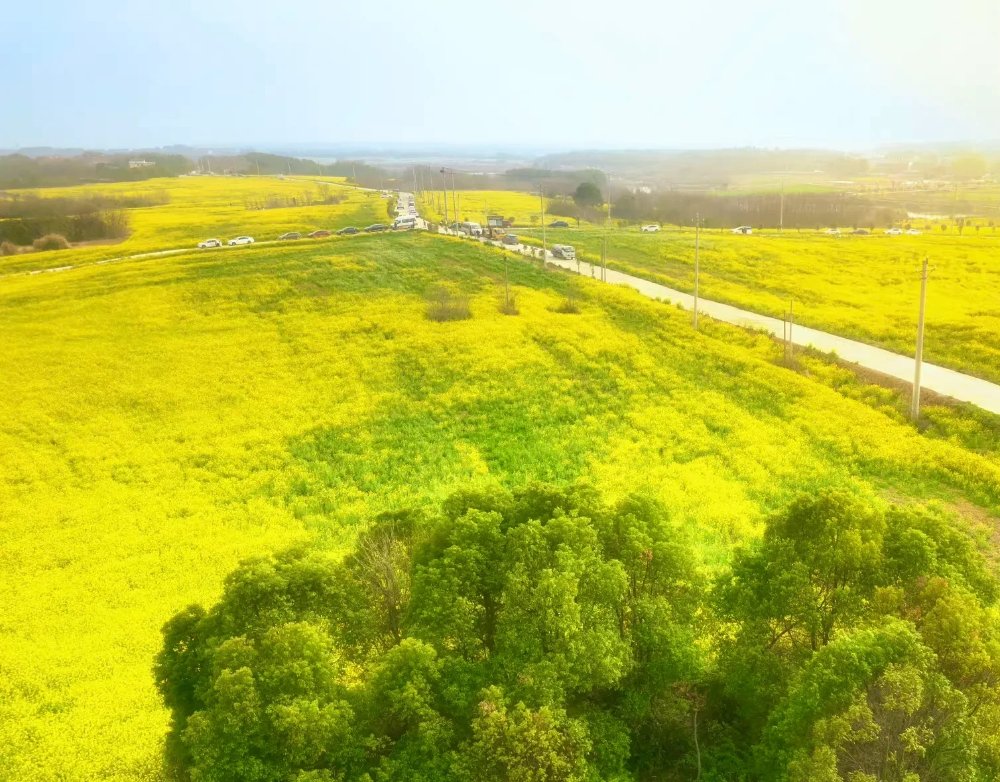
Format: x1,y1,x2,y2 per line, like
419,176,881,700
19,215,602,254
601,235,607,281
540,187,547,268
504,253,511,310
783,300,795,362
693,213,701,330
440,168,449,227
911,257,929,421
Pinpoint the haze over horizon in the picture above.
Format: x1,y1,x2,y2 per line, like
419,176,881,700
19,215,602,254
3,0,999,151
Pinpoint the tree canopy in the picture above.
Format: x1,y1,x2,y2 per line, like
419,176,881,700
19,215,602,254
573,182,604,208
157,485,1000,781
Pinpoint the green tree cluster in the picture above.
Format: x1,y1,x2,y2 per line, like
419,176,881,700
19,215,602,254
573,182,604,208
157,486,1000,781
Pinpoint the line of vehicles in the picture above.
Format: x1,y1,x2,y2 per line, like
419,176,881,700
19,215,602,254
196,222,415,249
193,190,424,249
823,227,923,236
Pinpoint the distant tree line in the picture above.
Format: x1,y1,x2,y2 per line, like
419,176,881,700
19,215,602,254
408,166,605,196
533,149,871,186
0,192,166,245
611,190,907,229
157,483,1000,782
0,151,388,190
0,153,190,189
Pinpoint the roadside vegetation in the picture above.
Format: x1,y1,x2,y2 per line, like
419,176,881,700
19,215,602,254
0,191,168,248
1,233,998,779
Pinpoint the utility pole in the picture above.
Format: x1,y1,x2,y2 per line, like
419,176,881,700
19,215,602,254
783,309,789,362
540,186,547,268
601,235,607,281
451,171,458,224
440,168,449,228
504,253,511,310
911,257,929,421
693,213,701,329
602,172,612,282
607,174,613,225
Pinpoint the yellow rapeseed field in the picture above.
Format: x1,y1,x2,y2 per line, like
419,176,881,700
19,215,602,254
1,231,998,779
415,189,580,226
0,175,390,274
520,225,1000,383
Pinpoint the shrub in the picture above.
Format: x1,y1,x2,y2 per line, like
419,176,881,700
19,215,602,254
554,293,581,314
426,287,472,322
499,290,519,315
32,233,70,251
0,240,19,256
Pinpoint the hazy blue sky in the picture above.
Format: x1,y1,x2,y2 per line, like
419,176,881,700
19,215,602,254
3,0,998,150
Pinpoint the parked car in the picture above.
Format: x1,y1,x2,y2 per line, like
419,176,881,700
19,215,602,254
365,224,389,233
731,226,753,235
822,228,841,236
851,229,870,235
502,234,519,245
197,238,222,248
278,232,301,240
337,226,360,235
308,230,332,238
885,228,903,236
549,220,570,228
641,224,660,233
228,236,255,245
393,216,417,230
551,244,576,260
906,228,922,235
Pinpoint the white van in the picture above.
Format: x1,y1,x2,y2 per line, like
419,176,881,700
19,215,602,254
393,216,417,230
458,221,483,236
552,244,576,260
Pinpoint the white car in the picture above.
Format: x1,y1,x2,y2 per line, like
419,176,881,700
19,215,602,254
906,228,922,235
885,228,903,236
228,236,255,246
551,244,576,260
731,226,753,235
641,224,660,233
198,238,222,248
822,228,841,236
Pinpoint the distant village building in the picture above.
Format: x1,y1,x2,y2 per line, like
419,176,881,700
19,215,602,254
128,159,155,169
